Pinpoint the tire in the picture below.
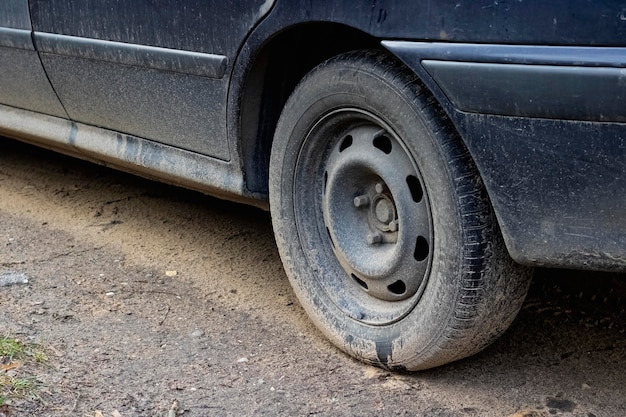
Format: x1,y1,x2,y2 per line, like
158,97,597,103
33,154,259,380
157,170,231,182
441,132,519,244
269,50,532,371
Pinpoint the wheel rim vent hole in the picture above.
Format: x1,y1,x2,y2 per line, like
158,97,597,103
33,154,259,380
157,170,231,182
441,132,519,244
387,280,406,295
414,236,429,261
406,175,423,202
373,135,392,154
351,274,368,290
339,135,353,152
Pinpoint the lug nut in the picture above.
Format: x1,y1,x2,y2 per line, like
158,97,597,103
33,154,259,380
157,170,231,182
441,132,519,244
375,182,385,194
353,195,370,208
367,232,383,245
389,220,398,232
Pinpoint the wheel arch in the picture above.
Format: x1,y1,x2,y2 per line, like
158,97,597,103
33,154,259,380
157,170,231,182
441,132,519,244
233,22,380,196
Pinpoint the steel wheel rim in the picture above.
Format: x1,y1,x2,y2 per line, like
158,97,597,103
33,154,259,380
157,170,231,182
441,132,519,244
294,109,433,325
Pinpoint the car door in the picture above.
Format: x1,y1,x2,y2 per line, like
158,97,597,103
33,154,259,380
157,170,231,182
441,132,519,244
28,0,274,160
0,0,67,118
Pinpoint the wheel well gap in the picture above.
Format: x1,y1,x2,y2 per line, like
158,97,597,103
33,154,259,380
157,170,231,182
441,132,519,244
239,23,379,195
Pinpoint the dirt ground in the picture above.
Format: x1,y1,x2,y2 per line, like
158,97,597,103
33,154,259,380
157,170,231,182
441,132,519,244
0,137,625,417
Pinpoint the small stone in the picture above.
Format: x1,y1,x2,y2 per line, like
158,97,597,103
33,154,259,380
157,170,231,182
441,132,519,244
0,271,29,287
165,270,177,277
106,292,115,297
191,330,204,338
582,383,591,390
237,357,249,363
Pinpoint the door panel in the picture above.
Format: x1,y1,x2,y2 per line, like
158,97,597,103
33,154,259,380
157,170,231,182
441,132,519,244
29,0,273,160
29,0,273,55
39,52,228,157
0,0,30,29
0,1,67,118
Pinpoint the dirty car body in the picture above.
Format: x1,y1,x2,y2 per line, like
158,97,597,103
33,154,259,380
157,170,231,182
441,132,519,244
1,0,624,370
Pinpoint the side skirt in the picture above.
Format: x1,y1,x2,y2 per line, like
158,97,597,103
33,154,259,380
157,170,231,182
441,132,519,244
0,104,268,209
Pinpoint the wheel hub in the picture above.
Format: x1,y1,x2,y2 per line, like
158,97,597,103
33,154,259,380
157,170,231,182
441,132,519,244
370,186,397,233
374,195,394,225
354,184,398,244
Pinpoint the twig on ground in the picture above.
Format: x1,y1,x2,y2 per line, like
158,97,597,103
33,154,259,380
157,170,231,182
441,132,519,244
159,305,171,326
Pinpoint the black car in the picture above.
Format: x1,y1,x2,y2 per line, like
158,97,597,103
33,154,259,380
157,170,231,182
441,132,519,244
1,0,624,371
